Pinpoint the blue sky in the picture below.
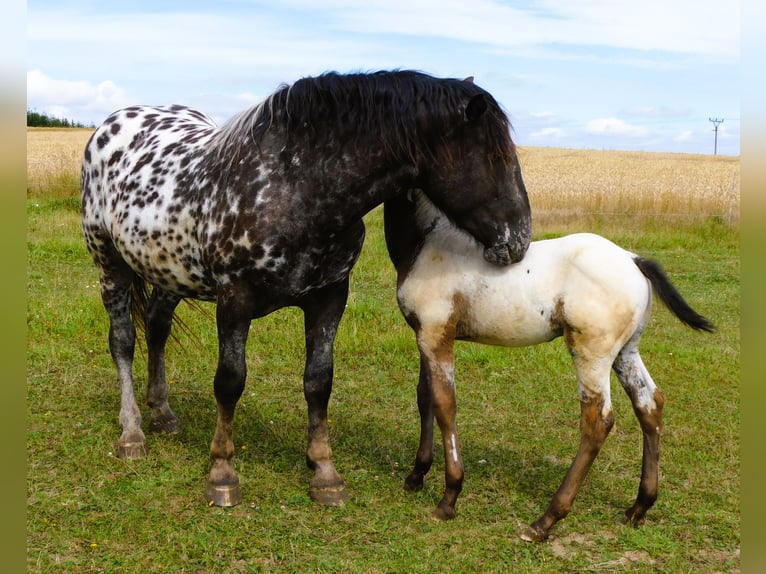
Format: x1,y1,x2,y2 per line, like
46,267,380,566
26,0,740,155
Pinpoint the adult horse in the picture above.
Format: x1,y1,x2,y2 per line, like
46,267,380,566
384,190,713,541
81,70,532,507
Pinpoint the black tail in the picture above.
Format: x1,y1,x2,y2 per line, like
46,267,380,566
129,275,210,346
130,275,149,335
633,256,715,332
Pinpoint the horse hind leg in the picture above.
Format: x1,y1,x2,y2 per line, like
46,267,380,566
613,339,664,527
145,288,182,434
522,357,615,542
95,255,147,459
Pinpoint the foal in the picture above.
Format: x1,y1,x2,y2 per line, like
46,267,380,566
384,191,714,542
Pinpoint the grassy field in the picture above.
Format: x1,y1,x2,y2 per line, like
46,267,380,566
27,128,739,572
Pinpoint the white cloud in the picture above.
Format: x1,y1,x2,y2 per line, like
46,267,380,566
531,127,566,139
282,0,739,59
623,105,692,118
584,118,649,137
674,130,695,142
27,69,132,120
530,110,558,120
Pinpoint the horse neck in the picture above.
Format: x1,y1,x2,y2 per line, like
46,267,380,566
384,190,478,277
384,192,426,278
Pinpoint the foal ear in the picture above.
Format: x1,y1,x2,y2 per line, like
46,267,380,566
463,76,475,83
465,93,488,121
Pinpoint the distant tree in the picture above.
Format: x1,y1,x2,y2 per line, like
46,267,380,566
27,109,92,128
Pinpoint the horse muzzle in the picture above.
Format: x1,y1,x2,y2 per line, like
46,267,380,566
483,238,528,266
483,243,513,266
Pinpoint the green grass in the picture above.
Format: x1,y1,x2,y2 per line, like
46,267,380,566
27,199,739,573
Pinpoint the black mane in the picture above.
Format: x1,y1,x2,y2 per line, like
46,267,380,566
212,70,515,167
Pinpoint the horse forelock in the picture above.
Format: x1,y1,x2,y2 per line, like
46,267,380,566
208,70,515,166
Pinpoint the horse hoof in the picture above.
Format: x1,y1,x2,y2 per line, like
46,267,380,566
623,507,647,527
149,418,180,434
309,484,349,506
404,474,424,492
520,525,549,543
206,481,242,507
117,442,147,459
433,504,456,521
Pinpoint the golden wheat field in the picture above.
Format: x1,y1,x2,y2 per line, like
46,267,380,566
27,127,740,232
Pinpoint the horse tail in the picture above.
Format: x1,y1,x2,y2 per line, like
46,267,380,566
633,256,715,332
130,275,150,335
129,274,210,345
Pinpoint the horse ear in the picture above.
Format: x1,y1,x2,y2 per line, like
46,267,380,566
465,93,487,121
463,76,474,83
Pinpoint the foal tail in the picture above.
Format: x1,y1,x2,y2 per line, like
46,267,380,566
633,256,715,332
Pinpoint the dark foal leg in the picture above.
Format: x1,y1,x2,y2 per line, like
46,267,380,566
522,360,615,542
613,346,664,526
206,281,255,507
301,281,350,506
145,288,182,434
98,261,147,459
404,354,435,492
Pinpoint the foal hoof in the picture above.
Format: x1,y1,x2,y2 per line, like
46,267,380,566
404,473,424,492
309,483,349,506
205,481,242,507
520,524,549,543
117,442,147,460
623,507,647,527
433,503,456,521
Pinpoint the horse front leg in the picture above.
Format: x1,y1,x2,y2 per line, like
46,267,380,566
404,353,435,492
145,288,182,434
206,281,254,507
522,380,614,542
301,281,350,506
417,330,462,520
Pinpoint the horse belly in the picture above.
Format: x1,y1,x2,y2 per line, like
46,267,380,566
459,291,558,347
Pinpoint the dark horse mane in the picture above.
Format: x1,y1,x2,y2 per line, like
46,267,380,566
210,70,516,169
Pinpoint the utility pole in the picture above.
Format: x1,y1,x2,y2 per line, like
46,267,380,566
709,118,724,155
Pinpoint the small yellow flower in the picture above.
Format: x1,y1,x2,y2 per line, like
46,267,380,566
90,543,98,548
